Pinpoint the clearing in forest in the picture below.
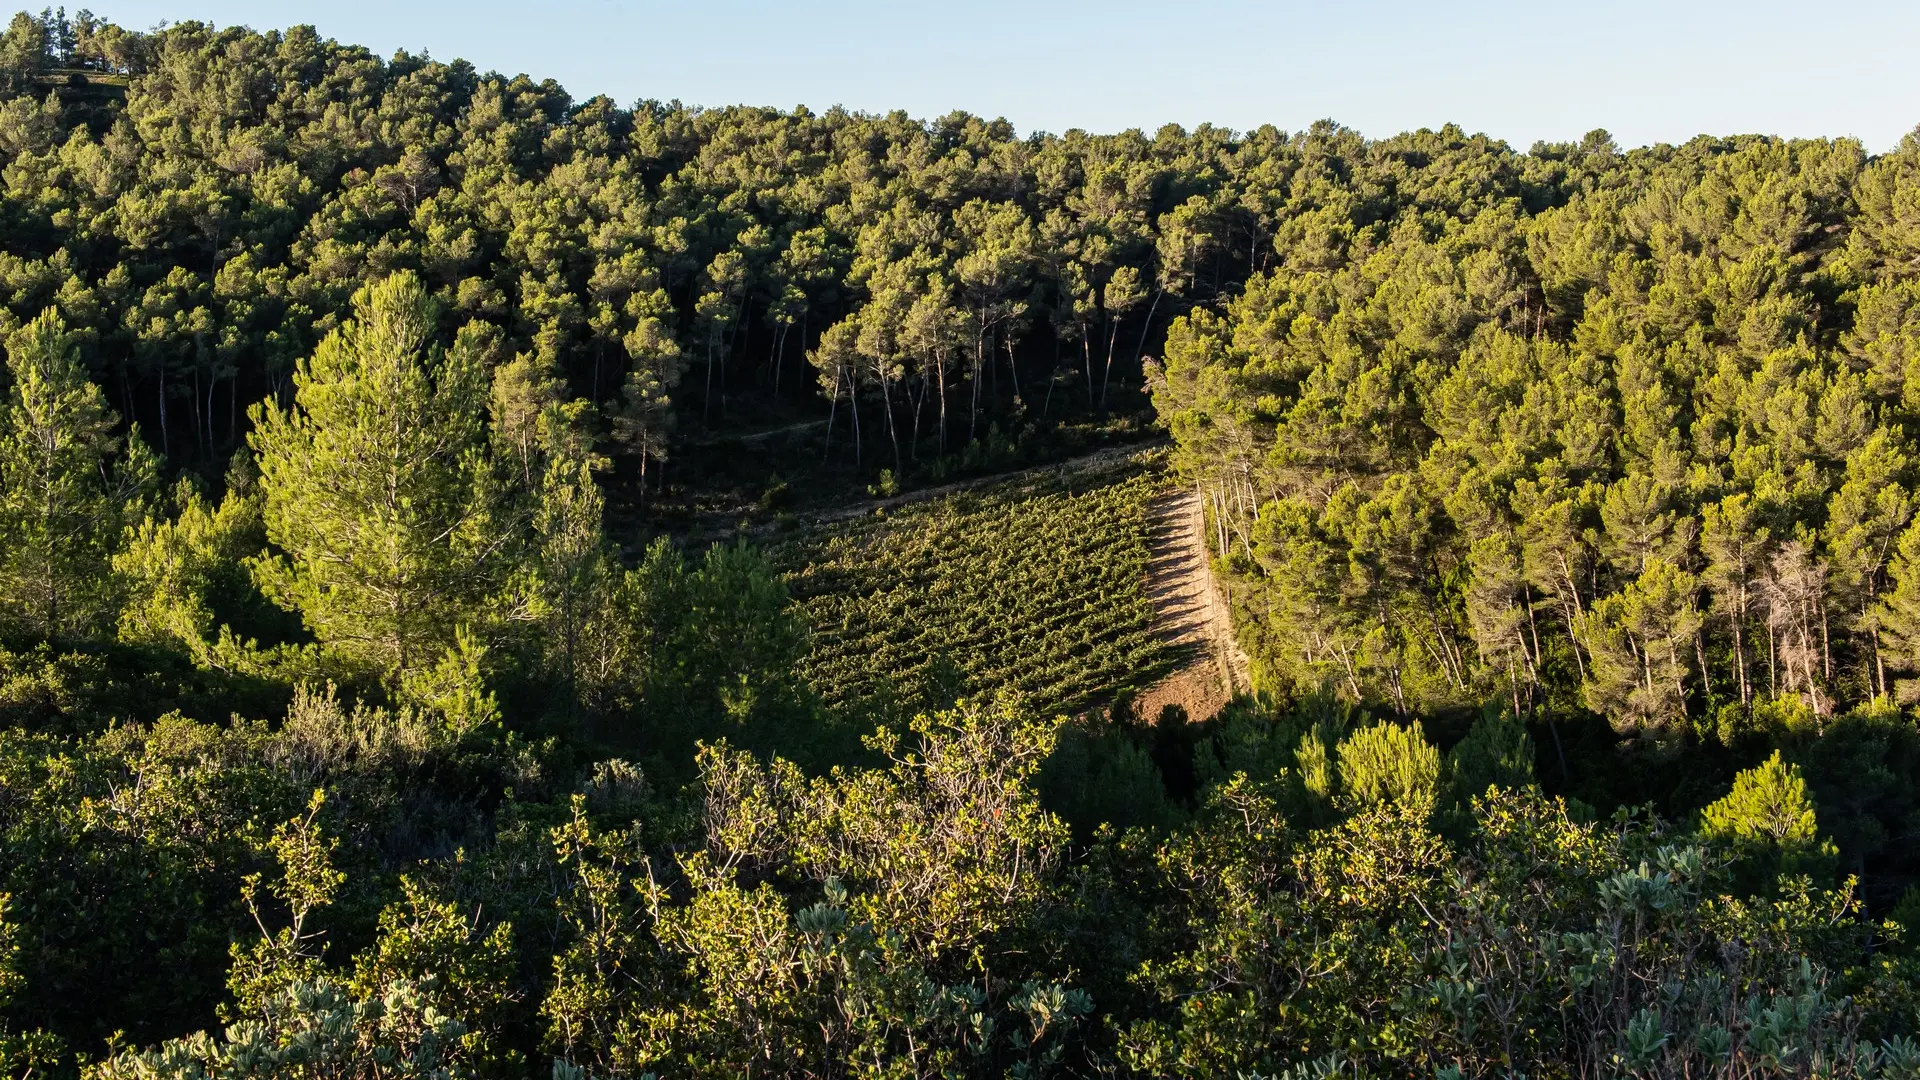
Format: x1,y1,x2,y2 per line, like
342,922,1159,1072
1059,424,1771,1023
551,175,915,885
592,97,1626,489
772,452,1182,715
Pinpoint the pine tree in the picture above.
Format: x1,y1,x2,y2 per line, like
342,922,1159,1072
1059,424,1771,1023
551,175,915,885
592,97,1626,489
1872,518,1920,703
1334,720,1441,817
248,272,505,677
1578,558,1702,734
0,310,155,640
610,307,684,494
1700,751,1835,883
527,434,612,707
1702,751,1819,847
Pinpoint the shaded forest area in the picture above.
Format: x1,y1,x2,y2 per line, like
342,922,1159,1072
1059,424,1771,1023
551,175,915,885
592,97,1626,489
0,8,1917,1080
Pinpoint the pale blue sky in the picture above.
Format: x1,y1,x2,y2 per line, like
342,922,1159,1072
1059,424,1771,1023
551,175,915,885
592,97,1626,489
86,0,1920,151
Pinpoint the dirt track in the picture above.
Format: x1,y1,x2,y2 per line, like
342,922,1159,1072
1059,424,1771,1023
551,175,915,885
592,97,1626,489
1129,486,1252,722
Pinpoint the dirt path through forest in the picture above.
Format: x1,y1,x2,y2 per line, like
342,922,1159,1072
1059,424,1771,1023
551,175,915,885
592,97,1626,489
1130,486,1252,722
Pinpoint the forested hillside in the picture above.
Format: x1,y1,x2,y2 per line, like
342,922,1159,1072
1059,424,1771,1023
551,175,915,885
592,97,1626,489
0,5,1306,489
0,8,1918,1079
1146,107,1920,905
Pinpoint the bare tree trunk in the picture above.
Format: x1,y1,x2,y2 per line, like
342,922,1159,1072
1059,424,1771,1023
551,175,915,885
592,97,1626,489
909,374,925,462
1768,622,1777,698
1732,605,1748,705
1100,319,1121,411
1042,345,1059,417
770,323,787,397
822,367,839,464
1524,592,1544,684
970,330,986,444
703,331,715,426
1004,332,1022,408
1083,330,1094,409
937,354,949,454
1561,607,1587,683
880,374,902,474
1131,288,1163,368
850,378,862,467
1820,605,1833,681
1875,625,1888,699
1693,635,1712,698
192,364,204,458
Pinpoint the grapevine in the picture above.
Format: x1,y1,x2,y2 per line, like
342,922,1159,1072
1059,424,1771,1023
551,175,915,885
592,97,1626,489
772,453,1184,714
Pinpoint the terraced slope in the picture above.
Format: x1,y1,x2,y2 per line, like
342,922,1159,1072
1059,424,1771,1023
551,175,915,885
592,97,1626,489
773,453,1181,714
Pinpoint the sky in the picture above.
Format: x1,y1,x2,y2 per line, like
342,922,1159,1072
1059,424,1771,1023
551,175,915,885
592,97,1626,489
86,0,1920,152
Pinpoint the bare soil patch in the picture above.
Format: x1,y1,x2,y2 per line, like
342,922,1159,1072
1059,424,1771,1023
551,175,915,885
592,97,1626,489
1130,487,1252,723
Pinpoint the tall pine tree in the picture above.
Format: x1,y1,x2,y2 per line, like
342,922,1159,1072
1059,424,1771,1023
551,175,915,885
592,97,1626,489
0,310,155,640
248,272,507,677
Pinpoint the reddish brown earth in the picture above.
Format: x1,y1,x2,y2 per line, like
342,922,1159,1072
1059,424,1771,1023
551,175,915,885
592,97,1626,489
1130,486,1252,723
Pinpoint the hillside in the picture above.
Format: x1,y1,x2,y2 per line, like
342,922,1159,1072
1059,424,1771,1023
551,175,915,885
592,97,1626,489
0,7,1916,1078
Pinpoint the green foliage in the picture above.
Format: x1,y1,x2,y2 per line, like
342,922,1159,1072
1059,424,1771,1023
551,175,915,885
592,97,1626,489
0,310,154,641
349,878,520,1075
248,272,506,678
1145,125,1920,753
1703,750,1822,848
1120,781,1912,1078
0,714,304,1046
0,893,60,1080
0,658,1913,1077
542,700,1091,1078
1702,750,1839,884
0,9,1916,1077
1040,714,1181,834
577,538,817,775
224,790,347,1019
90,980,475,1080
114,481,273,661
1335,719,1442,816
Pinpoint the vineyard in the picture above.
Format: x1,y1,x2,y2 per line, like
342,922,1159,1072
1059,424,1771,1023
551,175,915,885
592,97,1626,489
773,454,1180,715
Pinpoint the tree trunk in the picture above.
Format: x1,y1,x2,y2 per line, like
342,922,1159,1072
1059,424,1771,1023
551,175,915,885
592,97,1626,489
849,376,862,468
1132,289,1163,368
1100,319,1121,412
970,328,986,444
1004,332,1022,407
703,331,715,426
1083,330,1094,409
1767,623,1777,698
822,367,840,465
157,365,169,458
879,373,901,475
1731,604,1748,705
909,374,925,462
1043,344,1059,417
1693,634,1712,698
937,353,949,454
1819,604,1833,682
1875,625,1888,699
